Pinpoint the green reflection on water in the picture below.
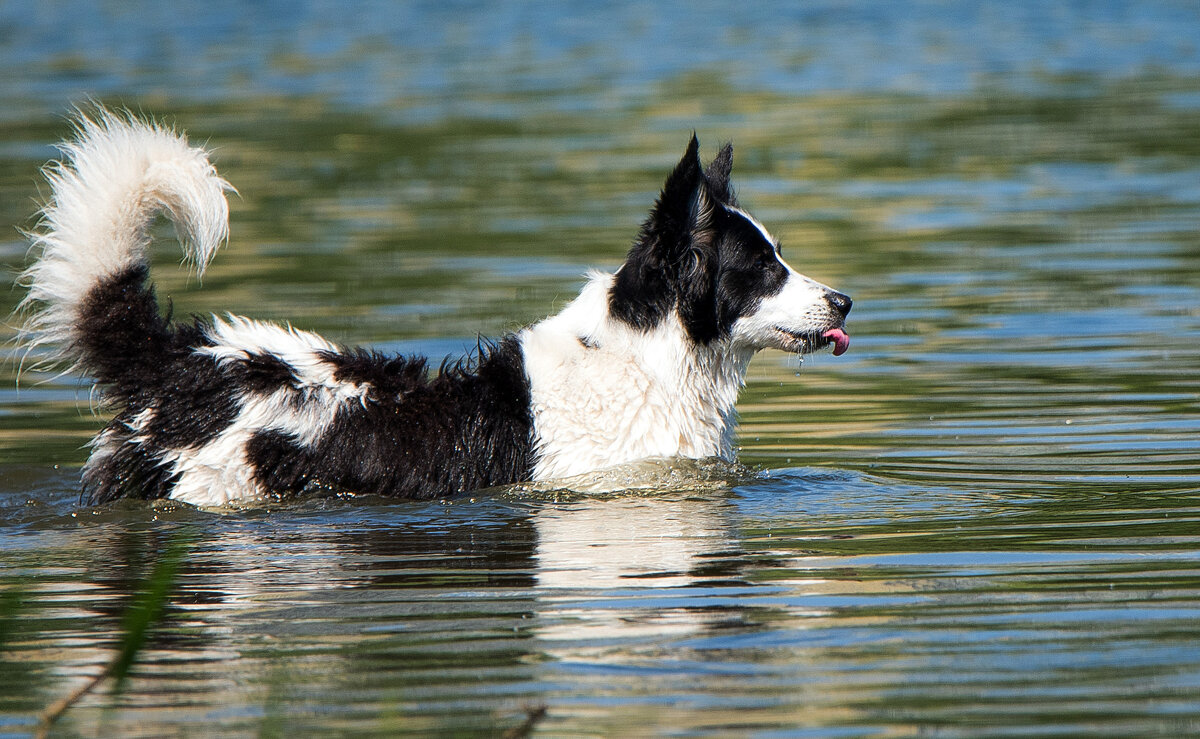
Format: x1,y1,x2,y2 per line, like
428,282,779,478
3,73,1199,484
1,54,1199,737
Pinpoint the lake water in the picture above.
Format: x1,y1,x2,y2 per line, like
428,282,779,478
2,2,1200,736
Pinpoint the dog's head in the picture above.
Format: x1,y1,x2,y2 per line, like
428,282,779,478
609,135,851,356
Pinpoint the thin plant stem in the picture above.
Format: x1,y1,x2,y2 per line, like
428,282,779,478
35,532,192,738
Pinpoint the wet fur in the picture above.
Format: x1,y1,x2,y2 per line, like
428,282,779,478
17,109,850,507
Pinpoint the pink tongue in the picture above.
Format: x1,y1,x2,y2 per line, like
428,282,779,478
823,328,850,356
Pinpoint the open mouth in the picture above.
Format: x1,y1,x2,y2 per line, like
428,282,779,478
774,326,850,356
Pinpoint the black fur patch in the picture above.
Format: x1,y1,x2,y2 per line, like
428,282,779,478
245,337,535,500
139,330,244,450
75,264,172,400
609,136,787,345
66,135,799,506
240,351,302,394
76,268,287,504
610,136,708,333
74,264,535,504
322,348,429,402
82,429,181,503
710,208,788,335
704,143,736,204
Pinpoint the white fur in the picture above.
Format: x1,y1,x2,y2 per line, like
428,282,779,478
522,209,844,481
200,314,368,413
83,312,373,507
159,387,339,507
20,110,848,505
731,262,844,353
173,317,370,507
18,109,233,365
727,205,776,245
725,206,846,354
520,273,787,482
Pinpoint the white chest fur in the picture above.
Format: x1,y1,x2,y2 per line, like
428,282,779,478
520,272,752,481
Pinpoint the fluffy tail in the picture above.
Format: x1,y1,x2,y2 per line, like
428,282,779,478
17,108,233,385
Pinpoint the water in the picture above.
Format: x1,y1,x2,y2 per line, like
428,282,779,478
2,1,1200,736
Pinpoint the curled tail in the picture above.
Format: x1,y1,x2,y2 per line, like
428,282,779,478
18,108,233,389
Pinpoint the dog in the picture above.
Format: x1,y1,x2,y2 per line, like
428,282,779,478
17,108,851,507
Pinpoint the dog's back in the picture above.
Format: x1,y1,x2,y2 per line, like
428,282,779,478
19,111,535,506
18,109,850,506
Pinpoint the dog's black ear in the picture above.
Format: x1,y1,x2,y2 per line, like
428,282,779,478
651,133,707,246
668,136,721,343
610,135,722,342
705,143,734,203
618,134,710,272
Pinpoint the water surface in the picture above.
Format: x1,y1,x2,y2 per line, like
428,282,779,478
2,2,1200,736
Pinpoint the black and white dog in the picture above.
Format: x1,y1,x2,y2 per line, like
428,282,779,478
18,109,850,507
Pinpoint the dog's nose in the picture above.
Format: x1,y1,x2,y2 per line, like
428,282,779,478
826,291,852,317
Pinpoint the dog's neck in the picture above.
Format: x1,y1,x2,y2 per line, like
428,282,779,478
520,271,754,482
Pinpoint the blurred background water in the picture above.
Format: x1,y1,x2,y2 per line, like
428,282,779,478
2,1,1200,736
